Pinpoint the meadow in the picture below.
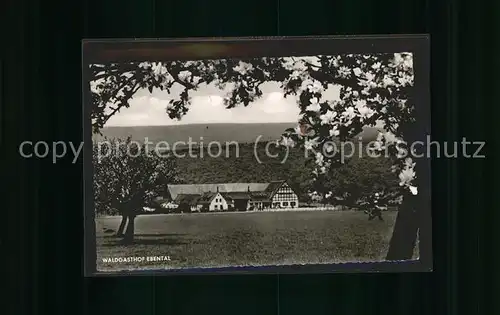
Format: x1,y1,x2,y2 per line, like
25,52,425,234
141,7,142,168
95,210,400,272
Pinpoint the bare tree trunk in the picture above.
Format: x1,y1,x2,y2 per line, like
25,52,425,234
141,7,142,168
123,214,136,245
116,215,128,236
385,123,429,261
386,191,419,260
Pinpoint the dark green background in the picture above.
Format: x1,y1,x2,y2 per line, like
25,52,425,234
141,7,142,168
2,0,496,314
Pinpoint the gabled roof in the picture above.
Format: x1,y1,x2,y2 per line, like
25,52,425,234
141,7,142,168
221,192,250,200
264,180,286,197
175,194,201,205
167,180,294,202
198,192,218,204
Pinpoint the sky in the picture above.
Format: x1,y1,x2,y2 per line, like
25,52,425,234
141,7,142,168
104,59,341,127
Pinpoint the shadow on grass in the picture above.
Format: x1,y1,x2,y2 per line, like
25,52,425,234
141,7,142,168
100,234,189,247
102,233,187,238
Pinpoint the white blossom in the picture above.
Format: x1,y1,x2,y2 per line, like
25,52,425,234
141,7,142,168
409,186,418,195
304,138,319,151
281,136,296,148
307,81,323,93
324,142,336,154
404,157,415,168
315,152,324,165
320,110,337,125
294,125,304,137
341,107,356,120
309,191,323,202
338,66,351,78
382,75,395,87
178,70,192,82
353,67,362,76
138,62,151,69
355,102,375,119
399,167,415,186
90,80,103,94
192,76,201,85
329,126,340,137
306,97,321,112
232,61,254,75
151,62,168,77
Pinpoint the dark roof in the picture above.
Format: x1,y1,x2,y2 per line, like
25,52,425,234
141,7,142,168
198,192,218,204
167,180,293,203
264,180,285,197
175,194,201,205
167,183,269,200
222,192,251,200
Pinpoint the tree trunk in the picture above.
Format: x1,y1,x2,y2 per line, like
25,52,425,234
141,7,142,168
123,214,136,245
116,215,128,236
386,193,419,260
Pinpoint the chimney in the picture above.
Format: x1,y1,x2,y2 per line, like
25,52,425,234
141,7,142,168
247,185,250,192
216,186,219,193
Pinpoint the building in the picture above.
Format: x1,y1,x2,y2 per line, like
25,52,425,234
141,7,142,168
166,180,299,212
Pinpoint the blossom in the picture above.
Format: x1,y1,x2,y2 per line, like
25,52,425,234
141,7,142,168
178,70,192,82
192,76,201,85
371,62,381,70
353,67,362,76
289,70,301,79
304,138,318,151
365,71,376,81
323,142,336,154
371,140,384,151
315,152,324,165
294,125,304,137
341,107,356,120
393,53,405,66
409,186,418,195
281,136,295,148
90,80,103,94
399,167,415,186
151,62,168,77
329,57,339,67
404,157,415,168
382,75,395,87
320,110,337,125
396,145,407,159
382,131,398,144
337,66,351,78
354,100,374,119
307,81,323,93
233,61,254,75
306,97,321,112
309,191,323,202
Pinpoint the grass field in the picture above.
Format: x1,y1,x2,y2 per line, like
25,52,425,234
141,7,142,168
95,210,401,272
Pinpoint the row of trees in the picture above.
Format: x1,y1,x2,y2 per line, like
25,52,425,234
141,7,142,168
90,53,422,259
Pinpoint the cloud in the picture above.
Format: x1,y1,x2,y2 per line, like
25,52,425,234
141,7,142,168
104,81,341,127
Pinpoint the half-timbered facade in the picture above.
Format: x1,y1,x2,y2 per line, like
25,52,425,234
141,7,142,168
270,182,299,208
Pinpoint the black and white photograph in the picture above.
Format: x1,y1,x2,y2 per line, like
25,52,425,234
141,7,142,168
83,37,432,275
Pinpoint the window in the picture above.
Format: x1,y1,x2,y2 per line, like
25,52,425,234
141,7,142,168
291,202,296,207
283,202,288,206
214,205,218,210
